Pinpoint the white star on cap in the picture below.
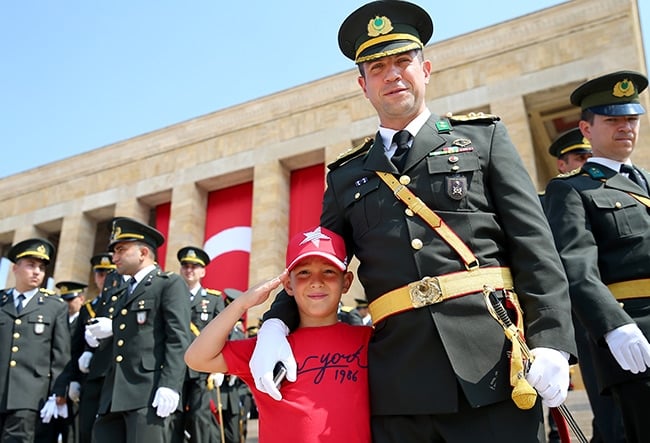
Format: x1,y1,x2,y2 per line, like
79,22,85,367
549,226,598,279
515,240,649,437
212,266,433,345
299,227,331,247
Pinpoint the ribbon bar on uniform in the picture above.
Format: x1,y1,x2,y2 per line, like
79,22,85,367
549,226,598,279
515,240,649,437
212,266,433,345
369,267,514,324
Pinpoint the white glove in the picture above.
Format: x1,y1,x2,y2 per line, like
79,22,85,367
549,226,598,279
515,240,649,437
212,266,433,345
84,329,100,348
249,318,297,401
228,374,238,387
605,323,650,374
40,394,58,423
78,351,93,373
56,401,68,419
68,381,81,403
86,317,114,339
209,373,224,387
525,347,570,407
151,387,180,418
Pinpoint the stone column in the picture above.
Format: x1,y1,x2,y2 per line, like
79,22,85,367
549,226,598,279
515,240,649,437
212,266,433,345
114,198,150,223
166,183,208,273
55,213,96,282
247,161,290,322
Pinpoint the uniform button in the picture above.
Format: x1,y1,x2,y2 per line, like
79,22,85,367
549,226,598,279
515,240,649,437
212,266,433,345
451,165,460,172
119,324,126,330
117,339,124,347
405,208,414,217
399,175,411,185
116,355,123,363
411,238,423,250
9,361,16,367
615,202,622,208
13,333,20,339
121,309,128,316
14,319,21,325
354,192,361,200
111,296,117,301
11,346,18,353
108,307,115,313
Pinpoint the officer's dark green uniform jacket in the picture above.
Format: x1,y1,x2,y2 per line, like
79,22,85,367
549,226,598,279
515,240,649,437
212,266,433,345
545,161,650,392
0,288,70,411
267,112,577,415
98,267,191,413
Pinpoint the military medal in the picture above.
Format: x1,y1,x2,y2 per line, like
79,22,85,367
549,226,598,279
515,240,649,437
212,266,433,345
446,175,467,200
137,311,147,325
34,315,45,334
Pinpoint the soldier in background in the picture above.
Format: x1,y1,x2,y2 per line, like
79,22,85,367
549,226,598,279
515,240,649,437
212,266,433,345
89,217,190,443
0,238,70,442
353,298,372,326
169,246,224,443
37,281,89,443
73,253,125,443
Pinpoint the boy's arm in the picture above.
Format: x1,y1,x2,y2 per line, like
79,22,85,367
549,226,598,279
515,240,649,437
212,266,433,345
184,275,283,374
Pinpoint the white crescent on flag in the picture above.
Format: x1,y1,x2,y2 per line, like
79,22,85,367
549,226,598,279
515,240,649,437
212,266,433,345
203,226,252,260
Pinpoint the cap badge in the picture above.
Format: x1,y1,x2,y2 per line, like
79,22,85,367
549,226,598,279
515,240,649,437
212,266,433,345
37,244,46,254
100,257,111,266
367,16,393,37
187,249,197,258
613,79,635,98
60,285,68,293
111,226,121,242
300,227,331,247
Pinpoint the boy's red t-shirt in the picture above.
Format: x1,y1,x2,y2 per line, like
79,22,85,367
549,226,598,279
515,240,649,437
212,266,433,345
222,322,372,443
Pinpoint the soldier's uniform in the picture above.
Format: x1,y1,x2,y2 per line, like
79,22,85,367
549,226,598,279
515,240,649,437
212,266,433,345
265,2,577,442
0,239,70,443
36,280,89,443
93,217,191,443
169,246,225,443
545,71,650,442
72,254,124,443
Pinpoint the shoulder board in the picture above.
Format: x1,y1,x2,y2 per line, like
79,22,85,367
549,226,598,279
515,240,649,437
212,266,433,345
447,112,500,124
555,167,583,179
39,288,56,296
328,137,373,171
205,288,222,296
339,305,354,313
155,270,175,278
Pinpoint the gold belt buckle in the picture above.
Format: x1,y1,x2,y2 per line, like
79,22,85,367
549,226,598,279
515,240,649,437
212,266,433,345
408,276,444,308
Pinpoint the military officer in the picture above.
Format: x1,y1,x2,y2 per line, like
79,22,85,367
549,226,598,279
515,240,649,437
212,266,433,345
352,298,372,326
250,2,577,442
0,238,70,442
168,246,225,443
90,217,191,443
37,280,89,443
73,253,125,443
545,70,650,443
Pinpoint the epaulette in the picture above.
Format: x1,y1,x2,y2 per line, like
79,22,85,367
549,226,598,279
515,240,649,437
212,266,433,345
446,112,500,124
205,288,222,296
39,288,56,296
156,270,174,279
555,167,582,178
339,305,354,313
328,137,373,171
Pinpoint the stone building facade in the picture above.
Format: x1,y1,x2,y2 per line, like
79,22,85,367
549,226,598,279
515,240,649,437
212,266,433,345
0,0,648,321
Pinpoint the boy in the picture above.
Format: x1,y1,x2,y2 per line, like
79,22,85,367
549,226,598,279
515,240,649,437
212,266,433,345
184,226,372,443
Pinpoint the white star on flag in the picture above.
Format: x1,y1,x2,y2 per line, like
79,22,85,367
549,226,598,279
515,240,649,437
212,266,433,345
299,227,330,247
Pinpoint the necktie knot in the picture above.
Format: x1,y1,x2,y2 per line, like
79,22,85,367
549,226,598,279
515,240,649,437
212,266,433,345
128,277,137,294
391,130,411,171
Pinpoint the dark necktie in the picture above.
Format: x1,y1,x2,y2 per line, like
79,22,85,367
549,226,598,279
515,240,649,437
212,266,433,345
391,130,411,172
15,293,25,314
620,164,648,193
128,277,138,295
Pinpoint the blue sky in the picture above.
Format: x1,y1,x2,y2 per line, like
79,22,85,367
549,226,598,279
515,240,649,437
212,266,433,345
2,1,648,178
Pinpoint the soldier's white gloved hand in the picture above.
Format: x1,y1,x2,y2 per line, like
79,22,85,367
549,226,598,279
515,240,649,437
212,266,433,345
249,319,297,401
605,323,650,374
525,347,570,408
209,373,224,387
78,351,93,373
68,381,81,403
40,394,58,423
228,374,238,387
151,387,179,418
86,317,113,339
84,329,100,348
56,401,68,419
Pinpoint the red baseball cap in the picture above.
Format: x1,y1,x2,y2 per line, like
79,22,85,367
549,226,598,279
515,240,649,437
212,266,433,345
286,226,348,272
